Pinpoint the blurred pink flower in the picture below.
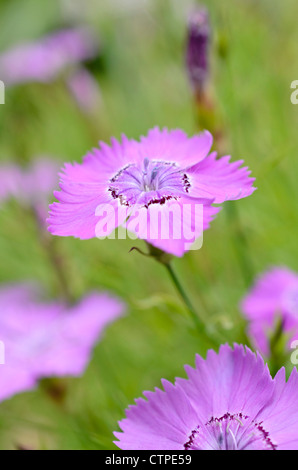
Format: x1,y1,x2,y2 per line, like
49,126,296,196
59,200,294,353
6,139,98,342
115,344,298,450
67,67,102,113
0,284,125,402
0,164,22,203
48,127,256,257
241,267,298,355
0,28,98,86
0,157,60,206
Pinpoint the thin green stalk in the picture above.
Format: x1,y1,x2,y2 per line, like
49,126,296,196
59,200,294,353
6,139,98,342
164,263,202,329
134,243,223,347
164,262,220,348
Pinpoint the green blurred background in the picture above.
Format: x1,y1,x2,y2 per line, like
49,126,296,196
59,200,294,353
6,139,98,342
0,0,298,450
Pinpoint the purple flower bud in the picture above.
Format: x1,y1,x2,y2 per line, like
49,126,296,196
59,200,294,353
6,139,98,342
186,8,210,97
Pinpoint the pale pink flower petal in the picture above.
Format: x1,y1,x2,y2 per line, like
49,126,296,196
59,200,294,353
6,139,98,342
48,128,255,256
241,267,298,355
0,285,125,402
115,344,298,450
0,28,98,85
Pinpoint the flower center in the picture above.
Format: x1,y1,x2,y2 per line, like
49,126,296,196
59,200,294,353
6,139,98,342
184,413,276,450
108,158,190,208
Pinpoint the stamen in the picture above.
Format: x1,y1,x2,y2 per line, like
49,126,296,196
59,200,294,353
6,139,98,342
227,427,238,450
234,417,244,426
184,413,275,450
143,157,149,171
109,160,191,207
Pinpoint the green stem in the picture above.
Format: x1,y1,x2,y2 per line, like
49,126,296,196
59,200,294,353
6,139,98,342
268,316,288,376
134,243,222,347
164,263,201,327
164,262,219,348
